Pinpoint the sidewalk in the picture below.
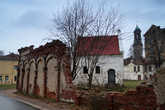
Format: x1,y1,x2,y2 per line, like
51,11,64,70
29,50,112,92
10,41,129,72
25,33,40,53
0,89,74,110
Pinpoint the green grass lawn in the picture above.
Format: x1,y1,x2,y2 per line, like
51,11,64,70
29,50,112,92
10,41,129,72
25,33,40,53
123,80,144,89
106,80,144,92
0,84,16,90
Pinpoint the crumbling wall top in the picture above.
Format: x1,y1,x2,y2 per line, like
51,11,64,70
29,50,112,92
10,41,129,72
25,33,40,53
18,40,68,60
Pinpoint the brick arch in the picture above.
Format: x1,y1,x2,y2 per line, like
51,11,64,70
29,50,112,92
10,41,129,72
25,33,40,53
46,56,58,99
59,59,67,93
37,57,43,64
18,63,23,90
46,54,57,64
23,62,29,93
28,59,36,95
36,57,45,97
58,57,73,97
20,61,25,91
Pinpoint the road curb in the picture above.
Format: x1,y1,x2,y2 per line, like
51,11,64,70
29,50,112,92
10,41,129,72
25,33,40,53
10,96,49,110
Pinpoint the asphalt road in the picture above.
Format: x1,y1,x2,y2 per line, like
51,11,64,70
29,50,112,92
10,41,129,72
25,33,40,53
0,95,38,110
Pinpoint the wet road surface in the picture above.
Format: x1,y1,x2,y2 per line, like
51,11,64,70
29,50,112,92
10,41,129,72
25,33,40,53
0,95,38,110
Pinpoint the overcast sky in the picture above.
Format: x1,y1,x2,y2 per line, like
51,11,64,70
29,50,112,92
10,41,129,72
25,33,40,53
0,0,165,57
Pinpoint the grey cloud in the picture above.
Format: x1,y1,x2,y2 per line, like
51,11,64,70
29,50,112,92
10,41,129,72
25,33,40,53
152,0,165,5
14,10,51,29
0,0,36,5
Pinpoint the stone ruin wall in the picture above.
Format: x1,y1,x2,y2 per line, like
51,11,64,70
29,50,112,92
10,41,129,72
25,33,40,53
16,40,77,103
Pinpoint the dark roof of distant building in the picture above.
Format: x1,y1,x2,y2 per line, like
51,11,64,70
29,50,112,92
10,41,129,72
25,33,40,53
144,24,165,36
0,53,19,61
77,35,120,56
124,57,145,65
124,57,133,65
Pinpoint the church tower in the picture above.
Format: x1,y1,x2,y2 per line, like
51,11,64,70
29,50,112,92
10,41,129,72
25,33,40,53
133,25,143,61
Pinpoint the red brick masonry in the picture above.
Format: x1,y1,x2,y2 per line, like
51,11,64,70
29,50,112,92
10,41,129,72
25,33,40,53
106,86,157,110
76,85,165,110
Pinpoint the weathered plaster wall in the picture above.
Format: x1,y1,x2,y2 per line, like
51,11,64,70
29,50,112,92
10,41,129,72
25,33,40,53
29,62,35,94
47,57,58,99
18,65,23,90
123,72,144,80
37,59,44,97
23,63,29,93
124,63,144,80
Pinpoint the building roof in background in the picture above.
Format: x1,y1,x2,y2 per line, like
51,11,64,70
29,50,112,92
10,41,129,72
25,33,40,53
77,35,120,56
0,53,19,61
144,24,165,36
124,57,133,65
124,57,145,65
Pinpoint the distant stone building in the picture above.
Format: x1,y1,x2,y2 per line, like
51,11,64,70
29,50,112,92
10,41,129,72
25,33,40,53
143,25,165,79
144,24,165,68
0,53,18,84
17,40,77,102
73,36,124,86
124,57,145,80
124,26,144,80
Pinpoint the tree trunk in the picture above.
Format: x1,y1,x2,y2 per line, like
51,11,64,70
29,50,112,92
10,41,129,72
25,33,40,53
88,70,94,89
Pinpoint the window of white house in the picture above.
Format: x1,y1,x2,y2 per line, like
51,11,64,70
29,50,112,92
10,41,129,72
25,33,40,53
95,66,100,74
0,76,2,81
134,66,136,72
138,65,140,72
83,66,88,74
5,76,9,81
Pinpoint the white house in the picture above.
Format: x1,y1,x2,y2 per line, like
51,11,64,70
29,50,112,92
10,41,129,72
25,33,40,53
73,36,124,86
124,57,145,80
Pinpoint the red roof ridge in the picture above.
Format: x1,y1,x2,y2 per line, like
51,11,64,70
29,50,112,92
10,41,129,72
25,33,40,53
77,35,120,56
78,35,118,38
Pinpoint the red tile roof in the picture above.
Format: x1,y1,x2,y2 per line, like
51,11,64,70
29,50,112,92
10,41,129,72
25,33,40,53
77,35,120,56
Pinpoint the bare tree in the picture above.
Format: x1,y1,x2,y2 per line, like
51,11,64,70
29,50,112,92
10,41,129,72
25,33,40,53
53,0,122,87
53,0,95,80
